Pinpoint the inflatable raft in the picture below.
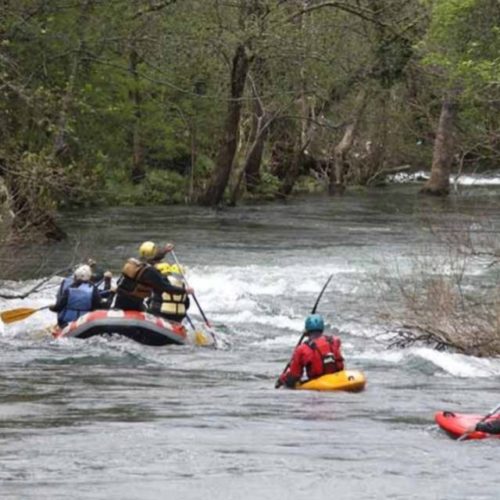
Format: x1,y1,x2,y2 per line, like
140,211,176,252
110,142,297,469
296,369,366,392
435,411,500,440
52,309,190,346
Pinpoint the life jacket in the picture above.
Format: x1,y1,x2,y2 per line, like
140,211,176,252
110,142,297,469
306,335,343,375
57,276,74,301
58,283,94,325
116,258,152,300
152,274,187,318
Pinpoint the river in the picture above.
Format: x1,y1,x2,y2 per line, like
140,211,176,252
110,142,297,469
1,183,499,499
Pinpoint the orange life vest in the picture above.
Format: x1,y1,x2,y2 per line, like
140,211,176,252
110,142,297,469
117,258,152,299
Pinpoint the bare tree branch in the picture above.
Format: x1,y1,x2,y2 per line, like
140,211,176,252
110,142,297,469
131,0,177,20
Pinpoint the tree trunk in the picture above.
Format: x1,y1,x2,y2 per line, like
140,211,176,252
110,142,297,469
358,91,388,184
53,0,93,160
244,83,268,192
269,133,295,180
329,87,367,194
198,44,250,206
420,94,458,196
187,123,196,203
244,125,266,192
279,140,308,197
230,111,271,205
129,46,145,184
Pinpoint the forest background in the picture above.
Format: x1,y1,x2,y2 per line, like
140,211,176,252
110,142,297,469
1,0,500,241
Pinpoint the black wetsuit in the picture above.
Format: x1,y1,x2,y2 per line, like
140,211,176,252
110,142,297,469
476,419,500,434
114,263,186,311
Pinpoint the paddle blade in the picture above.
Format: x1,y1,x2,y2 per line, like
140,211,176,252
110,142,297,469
1,307,39,324
194,330,211,346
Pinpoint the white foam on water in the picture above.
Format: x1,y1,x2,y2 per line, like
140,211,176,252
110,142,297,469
389,170,500,187
186,265,341,326
358,349,405,363
453,175,500,186
0,279,60,337
413,348,500,377
213,309,303,330
389,171,429,183
256,335,298,348
358,346,500,377
3,264,499,381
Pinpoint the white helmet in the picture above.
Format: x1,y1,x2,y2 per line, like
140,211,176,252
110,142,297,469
74,264,92,282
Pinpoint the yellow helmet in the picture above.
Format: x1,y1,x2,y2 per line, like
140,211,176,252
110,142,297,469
155,262,185,276
139,241,157,260
155,262,172,275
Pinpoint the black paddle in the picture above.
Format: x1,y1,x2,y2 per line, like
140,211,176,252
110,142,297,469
275,274,334,388
457,403,500,441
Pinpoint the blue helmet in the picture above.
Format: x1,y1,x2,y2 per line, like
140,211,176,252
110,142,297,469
305,314,324,333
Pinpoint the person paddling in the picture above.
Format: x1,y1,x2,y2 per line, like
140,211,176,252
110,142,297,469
50,265,102,328
465,415,500,435
276,314,344,389
113,241,193,312
87,259,113,290
149,263,191,323
55,258,111,301
473,420,500,434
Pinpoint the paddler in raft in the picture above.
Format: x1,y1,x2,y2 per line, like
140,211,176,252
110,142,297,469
148,262,191,323
275,313,344,389
54,258,113,303
50,264,103,328
113,241,193,313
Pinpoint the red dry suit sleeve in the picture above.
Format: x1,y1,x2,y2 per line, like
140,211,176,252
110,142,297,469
333,337,345,371
279,344,310,388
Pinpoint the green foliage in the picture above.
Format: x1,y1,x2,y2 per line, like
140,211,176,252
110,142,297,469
1,0,500,236
105,169,186,206
143,170,187,204
423,0,500,90
192,154,215,179
293,176,325,195
419,0,500,168
246,171,282,200
104,173,145,207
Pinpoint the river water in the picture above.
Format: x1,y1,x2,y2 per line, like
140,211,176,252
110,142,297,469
1,184,500,499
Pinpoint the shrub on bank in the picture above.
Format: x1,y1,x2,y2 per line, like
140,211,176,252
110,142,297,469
105,169,186,205
243,171,282,201
380,222,500,357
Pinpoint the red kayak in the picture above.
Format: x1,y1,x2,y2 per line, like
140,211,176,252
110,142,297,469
435,411,500,440
52,309,187,346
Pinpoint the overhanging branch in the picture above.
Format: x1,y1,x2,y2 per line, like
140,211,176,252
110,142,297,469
288,1,389,30
131,0,177,20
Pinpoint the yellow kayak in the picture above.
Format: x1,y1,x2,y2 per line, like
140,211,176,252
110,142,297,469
296,369,366,392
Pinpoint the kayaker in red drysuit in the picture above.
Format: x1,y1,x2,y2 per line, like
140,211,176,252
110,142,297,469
276,313,344,389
